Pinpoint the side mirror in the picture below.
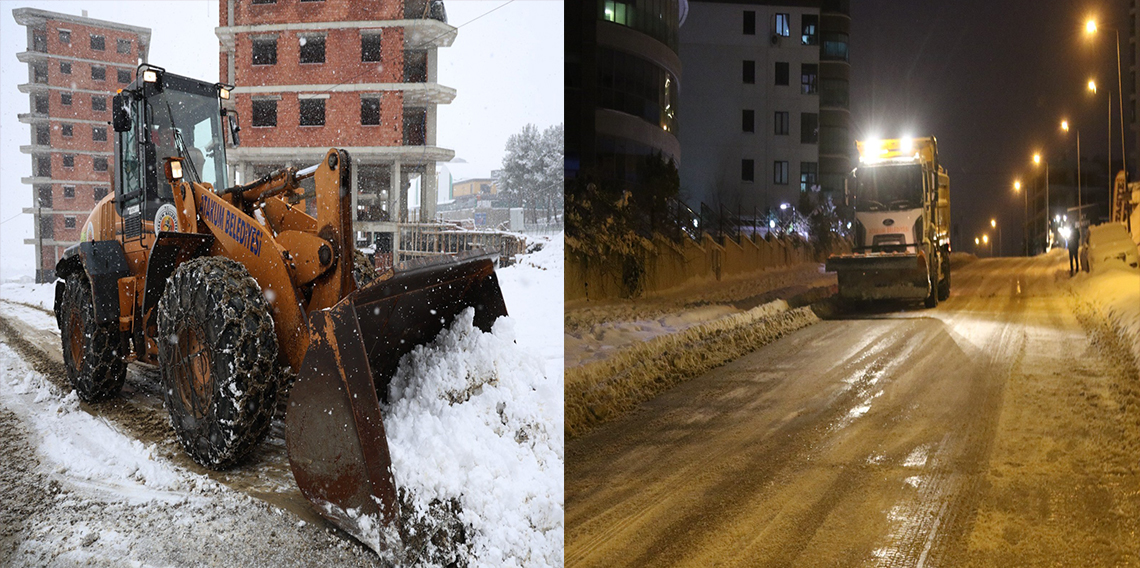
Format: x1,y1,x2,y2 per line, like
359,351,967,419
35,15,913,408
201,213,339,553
112,94,131,132
225,110,241,147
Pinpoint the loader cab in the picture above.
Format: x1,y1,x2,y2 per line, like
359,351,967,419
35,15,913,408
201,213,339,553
111,65,236,236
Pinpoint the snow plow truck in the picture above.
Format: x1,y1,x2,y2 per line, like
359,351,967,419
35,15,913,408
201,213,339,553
52,64,508,553
826,136,951,307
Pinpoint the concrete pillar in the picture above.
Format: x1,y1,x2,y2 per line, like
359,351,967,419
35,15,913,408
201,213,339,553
350,159,359,223
390,160,402,222
420,162,437,222
427,47,438,83
425,104,437,146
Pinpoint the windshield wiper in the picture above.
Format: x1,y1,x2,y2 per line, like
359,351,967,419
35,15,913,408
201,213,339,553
161,94,201,184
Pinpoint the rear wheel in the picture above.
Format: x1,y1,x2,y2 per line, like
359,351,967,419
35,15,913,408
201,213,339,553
156,256,279,469
923,255,939,309
59,275,127,401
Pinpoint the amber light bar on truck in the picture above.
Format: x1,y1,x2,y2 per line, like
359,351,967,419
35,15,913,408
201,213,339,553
857,136,937,165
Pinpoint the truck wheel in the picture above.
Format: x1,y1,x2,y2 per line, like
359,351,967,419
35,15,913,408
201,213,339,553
923,261,939,309
156,256,279,469
59,275,127,402
937,264,951,301
352,249,379,288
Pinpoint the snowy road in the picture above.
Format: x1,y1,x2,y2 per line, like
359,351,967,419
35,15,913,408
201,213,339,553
566,253,1140,567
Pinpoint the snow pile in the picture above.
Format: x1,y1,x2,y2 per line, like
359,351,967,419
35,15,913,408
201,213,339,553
385,309,563,567
566,300,787,367
0,282,56,312
0,343,205,505
496,234,564,383
1073,224,1140,367
1087,223,1140,273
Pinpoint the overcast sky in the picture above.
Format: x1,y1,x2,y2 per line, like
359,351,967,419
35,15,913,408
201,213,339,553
0,0,563,281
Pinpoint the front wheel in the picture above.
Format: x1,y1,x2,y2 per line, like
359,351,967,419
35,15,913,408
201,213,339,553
59,275,127,401
156,256,280,469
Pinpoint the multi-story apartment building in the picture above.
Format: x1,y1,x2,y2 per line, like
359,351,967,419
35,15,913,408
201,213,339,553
566,0,686,189
13,8,151,282
217,0,455,263
679,0,850,214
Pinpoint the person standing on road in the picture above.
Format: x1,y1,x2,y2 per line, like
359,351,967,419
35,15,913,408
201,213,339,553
1068,227,1080,276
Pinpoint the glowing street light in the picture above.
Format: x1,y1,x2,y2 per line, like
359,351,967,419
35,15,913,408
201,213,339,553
1061,120,1069,132
1032,153,1051,249
1060,118,1083,216
1014,179,1027,256
1086,19,1097,34
1013,180,1021,192
990,218,1002,257
1085,16,1127,206
1088,79,1097,93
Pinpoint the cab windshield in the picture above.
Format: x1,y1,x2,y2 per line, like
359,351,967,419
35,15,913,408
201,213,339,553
148,88,226,190
854,163,923,212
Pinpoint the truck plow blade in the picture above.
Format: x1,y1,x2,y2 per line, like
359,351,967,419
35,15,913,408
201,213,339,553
285,251,509,554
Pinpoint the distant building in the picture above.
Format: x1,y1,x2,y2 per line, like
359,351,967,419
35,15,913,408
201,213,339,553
678,0,850,214
566,0,686,189
216,0,455,264
452,177,496,197
13,8,151,283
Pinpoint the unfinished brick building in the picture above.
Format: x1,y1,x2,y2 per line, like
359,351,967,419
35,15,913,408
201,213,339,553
217,0,456,264
14,8,151,282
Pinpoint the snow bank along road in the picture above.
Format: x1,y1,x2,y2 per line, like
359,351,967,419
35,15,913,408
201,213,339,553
566,253,1140,567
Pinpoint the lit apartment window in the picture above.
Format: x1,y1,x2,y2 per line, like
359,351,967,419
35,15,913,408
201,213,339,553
117,39,131,54
92,65,106,81
800,162,818,192
252,38,277,65
742,109,754,133
774,13,790,37
90,35,105,51
61,124,73,137
742,159,755,182
774,161,789,185
61,92,72,106
252,99,277,127
800,112,818,143
743,60,755,84
94,186,108,200
300,35,326,64
92,96,107,112
65,216,77,229
801,64,818,94
118,69,131,84
362,32,382,62
775,62,789,86
93,157,108,172
93,127,107,142
63,156,74,168
801,15,819,45
59,30,70,44
299,98,325,126
774,111,789,135
361,97,381,125
64,185,75,198
60,61,71,74
743,11,756,35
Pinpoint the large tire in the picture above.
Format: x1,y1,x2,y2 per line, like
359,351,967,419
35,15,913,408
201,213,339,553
937,254,951,301
352,249,379,288
923,255,939,309
156,256,279,469
59,275,127,401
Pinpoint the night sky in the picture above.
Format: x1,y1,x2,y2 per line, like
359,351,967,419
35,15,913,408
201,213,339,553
850,0,1130,255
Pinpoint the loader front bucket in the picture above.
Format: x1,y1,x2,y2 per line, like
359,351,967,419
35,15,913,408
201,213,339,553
285,250,509,554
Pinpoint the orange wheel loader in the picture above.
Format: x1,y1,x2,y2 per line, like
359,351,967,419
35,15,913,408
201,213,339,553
52,64,508,553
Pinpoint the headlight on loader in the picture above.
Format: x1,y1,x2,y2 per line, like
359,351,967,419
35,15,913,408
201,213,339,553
165,158,183,181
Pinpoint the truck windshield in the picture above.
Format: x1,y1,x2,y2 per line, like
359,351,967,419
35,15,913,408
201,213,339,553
854,164,923,211
148,88,225,191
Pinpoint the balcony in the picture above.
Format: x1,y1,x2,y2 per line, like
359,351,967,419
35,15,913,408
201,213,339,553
20,144,52,155
17,112,50,125
401,83,456,106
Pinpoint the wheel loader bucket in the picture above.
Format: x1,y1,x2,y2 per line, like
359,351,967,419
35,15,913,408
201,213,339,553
285,250,509,554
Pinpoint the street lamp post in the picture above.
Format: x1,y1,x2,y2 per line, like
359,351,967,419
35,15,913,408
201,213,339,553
1033,153,1050,250
1087,19,1128,218
1014,180,1027,256
1061,120,1082,217
991,218,1002,257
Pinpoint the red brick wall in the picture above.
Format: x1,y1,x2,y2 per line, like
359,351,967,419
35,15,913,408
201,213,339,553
230,0,401,27
236,27,405,87
237,90,403,147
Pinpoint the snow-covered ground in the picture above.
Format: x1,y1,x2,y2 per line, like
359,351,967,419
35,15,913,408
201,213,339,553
1071,224,1140,368
0,235,564,567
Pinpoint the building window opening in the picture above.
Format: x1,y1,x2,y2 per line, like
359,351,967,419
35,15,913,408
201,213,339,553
743,11,756,35
801,63,818,94
742,109,754,133
802,15,819,45
61,92,72,106
822,32,849,61
252,37,277,65
36,125,50,145
775,61,790,86
93,157,108,172
742,159,755,182
299,98,325,126
117,39,131,54
118,69,131,84
33,64,47,84
58,30,70,45
774,13,791,37
743,60,755,84
362,32,382,62
94,186,108,200
774,161,789,185
32,31,46,53
64,216,77,229
775,111,790,135
37,185,52,208
252,99,278,127
34,94,48,114
90,35,105,51
61,124,73,137
36,156,51,178
299,35,326,64
64,185,75,198
60,61,71,74
92,96,107,112
403,108,427,145
63,155,74,168
800,112,818,144
93,127,107,142
404,50,428,82
800,162,819,191
361,97,381,125
91,65,105,81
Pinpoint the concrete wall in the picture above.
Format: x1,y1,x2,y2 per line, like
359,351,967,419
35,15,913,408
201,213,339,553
566,232,830,303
